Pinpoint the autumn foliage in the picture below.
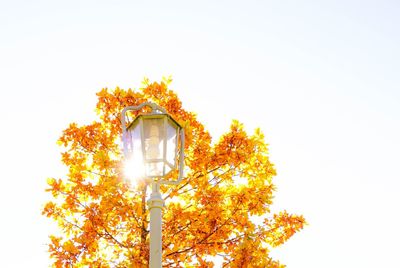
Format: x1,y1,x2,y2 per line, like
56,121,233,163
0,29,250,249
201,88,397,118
43,79,305,267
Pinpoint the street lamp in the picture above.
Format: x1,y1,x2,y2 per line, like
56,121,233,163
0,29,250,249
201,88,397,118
122,102,184,268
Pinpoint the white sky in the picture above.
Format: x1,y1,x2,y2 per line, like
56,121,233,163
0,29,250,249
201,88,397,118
1,1,399,267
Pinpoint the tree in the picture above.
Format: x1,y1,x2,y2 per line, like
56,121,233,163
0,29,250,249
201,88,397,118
43,78,305,267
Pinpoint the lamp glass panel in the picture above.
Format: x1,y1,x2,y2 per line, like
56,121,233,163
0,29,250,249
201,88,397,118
166,120,178,167
125,120,145,179
146,162,164,177
143,118,165,161
128,120,143,160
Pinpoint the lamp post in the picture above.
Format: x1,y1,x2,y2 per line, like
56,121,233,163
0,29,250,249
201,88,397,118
122,102,184,268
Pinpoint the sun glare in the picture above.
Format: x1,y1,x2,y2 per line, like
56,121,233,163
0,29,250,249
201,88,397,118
123,157,145,185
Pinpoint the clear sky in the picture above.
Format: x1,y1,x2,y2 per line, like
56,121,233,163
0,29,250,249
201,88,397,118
1,0,399,267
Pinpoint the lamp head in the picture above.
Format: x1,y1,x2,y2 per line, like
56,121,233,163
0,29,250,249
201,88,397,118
122,103,184,184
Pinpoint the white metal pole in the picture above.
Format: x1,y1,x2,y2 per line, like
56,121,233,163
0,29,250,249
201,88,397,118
147,182,164,268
